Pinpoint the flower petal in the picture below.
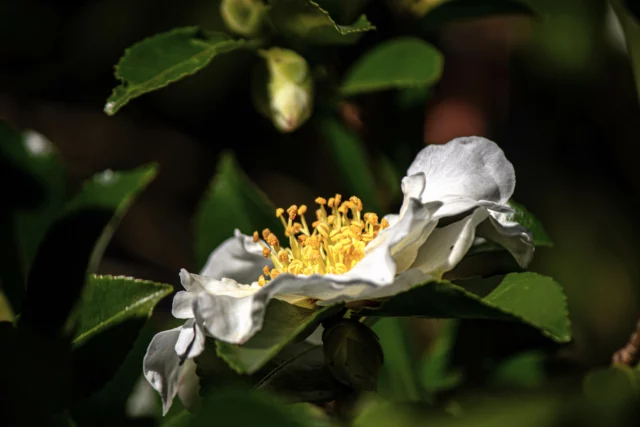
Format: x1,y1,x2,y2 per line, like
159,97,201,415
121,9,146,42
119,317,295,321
199,229,271,282
406,137,515,218
381,208,491,299
175,319,206,360
476,211,534,268
172,290,195,319
142,327,183,415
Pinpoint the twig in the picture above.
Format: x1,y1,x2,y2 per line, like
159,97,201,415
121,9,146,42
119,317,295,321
612,319,640,366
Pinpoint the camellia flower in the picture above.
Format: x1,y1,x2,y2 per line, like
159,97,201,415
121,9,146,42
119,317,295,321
143,136,534,413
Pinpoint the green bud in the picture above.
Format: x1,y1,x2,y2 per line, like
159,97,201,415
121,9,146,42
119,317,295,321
322,319,384,391
220,0,268,38
252,47,314,133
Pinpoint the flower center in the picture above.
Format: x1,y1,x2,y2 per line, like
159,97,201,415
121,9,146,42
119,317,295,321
254,194,390,285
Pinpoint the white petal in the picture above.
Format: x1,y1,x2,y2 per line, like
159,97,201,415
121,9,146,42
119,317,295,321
476,212,534,268
172,290,195,319
189,198,444,343
143,327,183,415
175,319,206,360
199,229,271,282
177,358,200,411
180,269,262,297
400,208,490,281
406,137,515,218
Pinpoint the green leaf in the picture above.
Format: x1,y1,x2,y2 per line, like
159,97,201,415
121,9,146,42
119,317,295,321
611,0,640,101
419,320,463,395
488,350,546,389
361,272,571,343
68,275,171,404
417,0,535,32
194,151,282,271
508,200,552,247
269,0,375,45
70,321,161,424
105,27,256,115
19,164,157,338
372,318,422,402
316,115,381,212
340,37,443,96
255,344,350,402
0,123,66,314
216,299,342,374
187,388,315,427
584,365,640,412
323,319,383,391
71,275,172,346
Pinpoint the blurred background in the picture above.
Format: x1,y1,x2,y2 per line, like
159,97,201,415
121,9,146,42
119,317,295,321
1,0,638,378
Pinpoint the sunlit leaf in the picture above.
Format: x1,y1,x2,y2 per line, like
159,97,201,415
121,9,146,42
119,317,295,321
340,37,443,96
71,275,172,346
361,273,571,343
105,27,256,115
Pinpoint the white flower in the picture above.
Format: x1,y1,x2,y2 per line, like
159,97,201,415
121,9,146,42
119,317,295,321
143,136,533,413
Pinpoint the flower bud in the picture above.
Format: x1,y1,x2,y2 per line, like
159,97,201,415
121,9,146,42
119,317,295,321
252,47,314,133
220,0,268,38
322,319,383,391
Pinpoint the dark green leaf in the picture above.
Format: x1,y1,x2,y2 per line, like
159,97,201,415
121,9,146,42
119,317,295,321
105,27,256,115
18,164,157,338
361,273,571,343
323,319,383,390
70,321,161,424
417,0,535,32
584,365,640,414
216,299,342,374
419,320,463,394
372,318,422,402
269,0,375,45
67,275,170,403
255,344,350,402
316,115,381,212
611,0,640,101
194,151,282,271
488,350,546,389
188,388,314,427
71,275,172,347
0,123,66,314
340,37,443,96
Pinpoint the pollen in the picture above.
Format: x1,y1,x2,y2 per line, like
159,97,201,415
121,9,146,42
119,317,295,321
253,194,390,284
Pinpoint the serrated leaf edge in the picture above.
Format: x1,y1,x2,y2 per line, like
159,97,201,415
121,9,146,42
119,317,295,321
72,274,173,345
105,27,252,115
366,272,571,343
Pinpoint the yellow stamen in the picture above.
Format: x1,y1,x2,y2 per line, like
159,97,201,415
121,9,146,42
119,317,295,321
252,231,259,242
256,194,390,285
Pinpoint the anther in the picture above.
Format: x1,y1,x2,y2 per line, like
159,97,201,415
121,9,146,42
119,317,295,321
262,247,271,258
252,231,259,242
276,208,285,217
